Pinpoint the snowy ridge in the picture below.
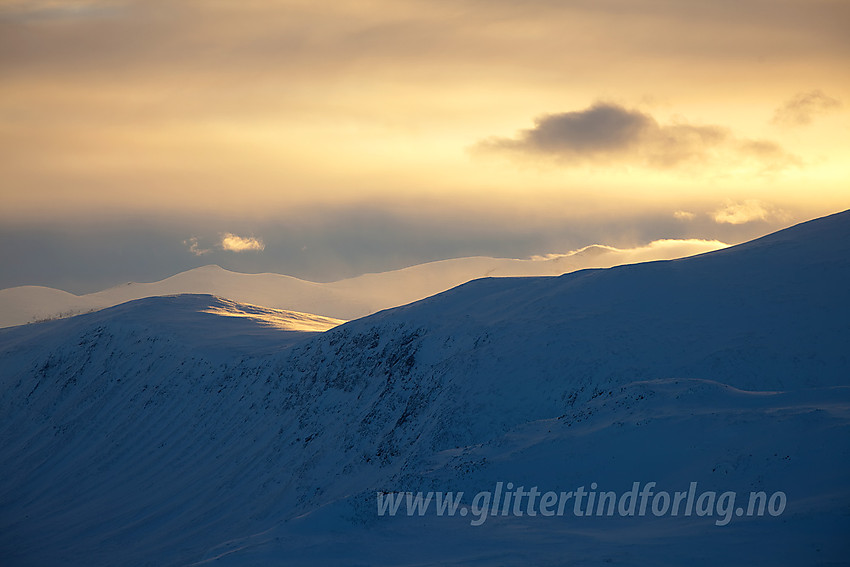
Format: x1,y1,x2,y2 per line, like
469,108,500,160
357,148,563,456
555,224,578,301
0,239,727,328
0,211,848,565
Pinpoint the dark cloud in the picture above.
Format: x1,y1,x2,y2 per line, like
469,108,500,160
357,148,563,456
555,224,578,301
475,102,797,171
772,90,842,127
494,104,652,154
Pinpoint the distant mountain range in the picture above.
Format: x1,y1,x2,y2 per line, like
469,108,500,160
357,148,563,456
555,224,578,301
0,239,726,327
0,212,848,566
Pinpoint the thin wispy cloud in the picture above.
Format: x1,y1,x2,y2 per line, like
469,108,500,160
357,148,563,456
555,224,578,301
0,0,124,20
474,102,798,173
772,90,842,127
184,237,211,256
529,238,728,263
711,200,787,225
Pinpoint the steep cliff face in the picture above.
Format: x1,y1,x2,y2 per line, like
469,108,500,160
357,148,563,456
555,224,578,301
1,211,848,566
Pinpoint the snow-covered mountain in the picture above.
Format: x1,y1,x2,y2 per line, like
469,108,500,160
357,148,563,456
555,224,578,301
0,238,726,328
1,212,848,566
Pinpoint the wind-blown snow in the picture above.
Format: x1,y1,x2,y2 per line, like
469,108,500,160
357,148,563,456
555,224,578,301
0,212,848,566
199,298,345,333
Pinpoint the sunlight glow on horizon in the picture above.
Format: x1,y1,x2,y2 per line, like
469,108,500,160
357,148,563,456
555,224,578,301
0,0,847,278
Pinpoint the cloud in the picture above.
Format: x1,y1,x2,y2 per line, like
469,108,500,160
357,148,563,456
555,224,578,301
184,237,211,256
474,102,798,172
711,200,788,225
674,210,696,221
772,90,842,127
485,103,654,155
184,233,265,255
220,233,265,253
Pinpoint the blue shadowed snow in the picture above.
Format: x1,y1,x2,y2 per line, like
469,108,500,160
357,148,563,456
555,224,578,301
1,210,849,566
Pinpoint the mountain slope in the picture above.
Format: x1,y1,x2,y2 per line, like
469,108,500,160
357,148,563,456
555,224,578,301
0,239,727,327
0,211,848,566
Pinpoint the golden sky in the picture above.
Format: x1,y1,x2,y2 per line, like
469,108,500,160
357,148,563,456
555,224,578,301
0,0,848,290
